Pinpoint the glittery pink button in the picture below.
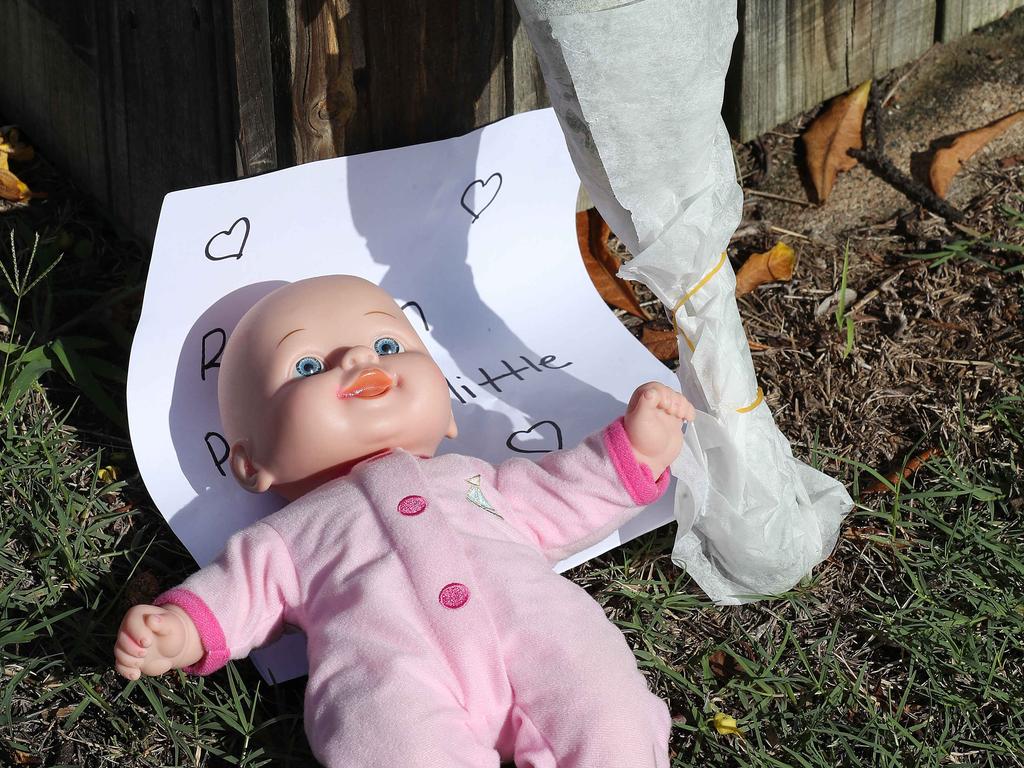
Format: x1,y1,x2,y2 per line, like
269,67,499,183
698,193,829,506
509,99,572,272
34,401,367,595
438,582,470,609
397,495,427,516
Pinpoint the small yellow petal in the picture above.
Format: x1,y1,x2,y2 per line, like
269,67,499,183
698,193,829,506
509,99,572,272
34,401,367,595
98,465,120,484
713,712,745,737
0,169,31,202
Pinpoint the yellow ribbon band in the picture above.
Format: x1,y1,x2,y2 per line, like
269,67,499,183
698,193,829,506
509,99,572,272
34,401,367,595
672,250,728,336
735,386,764,414
667,250,761,415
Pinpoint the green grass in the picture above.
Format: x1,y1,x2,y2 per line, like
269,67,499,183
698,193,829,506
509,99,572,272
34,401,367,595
1,210,1023,766
588,412,1024,767
0,216,310,765
910,196,1024,275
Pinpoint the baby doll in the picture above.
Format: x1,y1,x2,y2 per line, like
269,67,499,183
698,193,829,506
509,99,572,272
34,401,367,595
114,275,694,767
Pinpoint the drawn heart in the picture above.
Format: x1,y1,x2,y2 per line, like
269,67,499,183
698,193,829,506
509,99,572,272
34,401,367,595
205,217,250,261
506,420,563,454
460,173,502,223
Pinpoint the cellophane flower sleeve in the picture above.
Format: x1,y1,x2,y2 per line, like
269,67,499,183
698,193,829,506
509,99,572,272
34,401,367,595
514,0,852,603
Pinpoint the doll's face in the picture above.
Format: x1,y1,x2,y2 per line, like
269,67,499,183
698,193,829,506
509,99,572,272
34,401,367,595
218,275,457,499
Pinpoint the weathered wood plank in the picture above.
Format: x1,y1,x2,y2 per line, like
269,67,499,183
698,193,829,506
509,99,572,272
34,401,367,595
10,0,1021,242
360,1,506,152
726,0,937,142
0,1,239,238
279,0,364,164
231,0,278,175
504,1,549,114
0,1,108,210
92,0,129,219
476,0,509,127
847,1,938,82
939,0,1024,40
279,1,510,165
97,1,237,238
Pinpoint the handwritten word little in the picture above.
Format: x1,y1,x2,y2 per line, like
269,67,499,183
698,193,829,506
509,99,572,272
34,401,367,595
447,354,572,403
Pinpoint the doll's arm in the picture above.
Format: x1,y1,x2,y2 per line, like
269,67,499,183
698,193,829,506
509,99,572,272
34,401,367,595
489,384,690,563
121,521,301,677
490,382,691,563
489,419,666,563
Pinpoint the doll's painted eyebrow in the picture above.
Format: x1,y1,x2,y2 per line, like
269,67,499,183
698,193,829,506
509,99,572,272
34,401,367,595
276,328,305,347
364,310,397,319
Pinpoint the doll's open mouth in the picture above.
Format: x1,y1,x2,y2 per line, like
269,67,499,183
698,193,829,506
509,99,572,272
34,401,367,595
338,367,394,399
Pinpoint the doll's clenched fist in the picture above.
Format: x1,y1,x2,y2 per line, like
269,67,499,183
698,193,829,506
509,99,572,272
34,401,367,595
623,382,694,477
114,604,202,680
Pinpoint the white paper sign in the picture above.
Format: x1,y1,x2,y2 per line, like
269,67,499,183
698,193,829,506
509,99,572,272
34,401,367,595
128,108,687,683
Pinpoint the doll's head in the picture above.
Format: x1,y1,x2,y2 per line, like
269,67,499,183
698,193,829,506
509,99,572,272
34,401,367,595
218,275,457,500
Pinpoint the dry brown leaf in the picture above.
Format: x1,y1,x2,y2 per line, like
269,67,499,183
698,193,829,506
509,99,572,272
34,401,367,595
802,80,871,203
576,208,649,320
641,326,678,361
0,168,33,202
863,447,941,495
735,242,795,296
930,110,1024,198
708,650,741,680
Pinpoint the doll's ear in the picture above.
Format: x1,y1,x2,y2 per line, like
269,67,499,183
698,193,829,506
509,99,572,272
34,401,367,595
445,410,458,439
229,441,275,493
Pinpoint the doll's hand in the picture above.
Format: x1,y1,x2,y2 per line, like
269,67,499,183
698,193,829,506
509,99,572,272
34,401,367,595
623,382,694,478
114,604,201,680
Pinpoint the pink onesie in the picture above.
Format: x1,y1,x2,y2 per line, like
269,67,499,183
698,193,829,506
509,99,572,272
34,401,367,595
155,417,673,767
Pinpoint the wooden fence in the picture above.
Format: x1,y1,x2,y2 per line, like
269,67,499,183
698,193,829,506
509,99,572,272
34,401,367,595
1,0,1021,241
725,0,1024,140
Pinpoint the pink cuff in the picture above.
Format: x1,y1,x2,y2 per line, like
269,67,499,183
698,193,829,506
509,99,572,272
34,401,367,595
602,416,671,505
153,588,230,676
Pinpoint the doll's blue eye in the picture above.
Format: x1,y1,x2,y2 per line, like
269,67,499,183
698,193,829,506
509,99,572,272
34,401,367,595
373,337,402,356
294,356,324,377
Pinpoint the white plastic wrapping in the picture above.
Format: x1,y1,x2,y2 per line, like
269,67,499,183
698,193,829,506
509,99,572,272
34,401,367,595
514,0,852,602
